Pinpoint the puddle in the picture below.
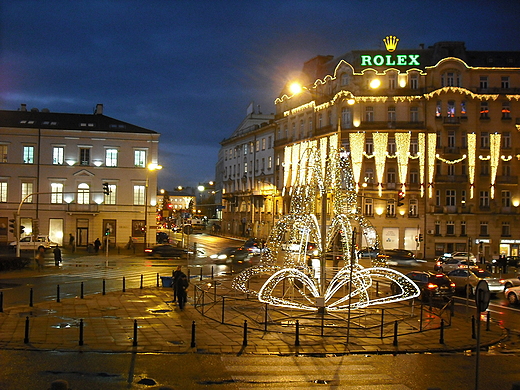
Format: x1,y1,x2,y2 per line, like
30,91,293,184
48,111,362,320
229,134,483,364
51,319,83,329
149,309,172,314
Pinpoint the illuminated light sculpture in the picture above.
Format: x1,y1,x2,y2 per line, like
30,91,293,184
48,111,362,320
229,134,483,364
468,133,476,199
232,144,420,312
373,132,388,197
395,132,411,194
427,133,437,198
418,133,426,197
349,132,365,192
489,133,501,199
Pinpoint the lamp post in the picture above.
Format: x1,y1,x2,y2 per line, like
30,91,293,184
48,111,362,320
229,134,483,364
144,163,162,249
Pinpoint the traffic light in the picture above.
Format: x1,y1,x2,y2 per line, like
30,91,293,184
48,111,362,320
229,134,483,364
397,191,405,207
103,182,110,195
9,219,16,234
20,225,25,235
418,233,423,242
105,228,110,236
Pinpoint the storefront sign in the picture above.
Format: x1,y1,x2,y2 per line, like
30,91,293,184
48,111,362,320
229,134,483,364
360,35,421,67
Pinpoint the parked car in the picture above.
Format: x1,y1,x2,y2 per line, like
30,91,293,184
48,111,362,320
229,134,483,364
436,258,478,274
451,252,477,263
446,268,504,297
210,246,251,264
9,235,58,251
504,286,520,305
401,271,456,301
145,244,188,258
506,256,520,268
376,249,420,266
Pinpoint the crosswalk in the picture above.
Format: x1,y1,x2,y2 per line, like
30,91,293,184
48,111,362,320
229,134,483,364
220,356,412,389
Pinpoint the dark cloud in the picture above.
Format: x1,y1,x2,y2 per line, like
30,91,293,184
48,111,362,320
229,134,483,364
1,0,519,187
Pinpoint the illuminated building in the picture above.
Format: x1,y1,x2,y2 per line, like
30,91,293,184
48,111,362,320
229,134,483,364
0,104,160,248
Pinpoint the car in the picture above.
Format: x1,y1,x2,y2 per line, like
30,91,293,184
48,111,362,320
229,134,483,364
436,258,478,274
9,235,58,251
506,256,520,268
209,246,250,264
358,248,379,259
446,268,504,296
499,275,520,290
144,244,188,258
504,286,520,305
231,247,253,264
451,252,477,263
376,249,420,266
243,238,267,255
398,271,455,300
433,253,453,271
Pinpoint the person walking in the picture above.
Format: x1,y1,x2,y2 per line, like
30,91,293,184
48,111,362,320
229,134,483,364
94,238,101,254
53,246,62,266
36,246,45,271
69,233,75,252
172,266,184,303
176,273,189,310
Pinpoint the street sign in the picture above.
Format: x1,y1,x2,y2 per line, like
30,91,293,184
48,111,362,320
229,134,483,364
475,280,491,312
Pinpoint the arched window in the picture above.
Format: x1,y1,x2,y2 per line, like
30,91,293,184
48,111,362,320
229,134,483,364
77,183,90,205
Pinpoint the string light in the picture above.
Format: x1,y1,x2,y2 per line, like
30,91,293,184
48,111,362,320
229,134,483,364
436,154,467,164
418,133,426,197
349,132,365,191
427,133,436,198
395,132,411,193
490,133,501,199
468,133,476,199
373,133,388,196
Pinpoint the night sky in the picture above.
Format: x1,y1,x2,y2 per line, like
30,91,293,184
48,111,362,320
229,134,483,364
1,0,519,188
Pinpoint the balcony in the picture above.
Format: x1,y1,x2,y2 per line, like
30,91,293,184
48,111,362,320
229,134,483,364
67,203,99,215
356,121,425,130
435,175,468,183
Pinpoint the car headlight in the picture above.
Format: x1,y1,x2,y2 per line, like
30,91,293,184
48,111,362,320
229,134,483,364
218,254,227,260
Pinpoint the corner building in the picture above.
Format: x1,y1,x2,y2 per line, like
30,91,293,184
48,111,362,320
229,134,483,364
273,39,520,260
0,104,160,248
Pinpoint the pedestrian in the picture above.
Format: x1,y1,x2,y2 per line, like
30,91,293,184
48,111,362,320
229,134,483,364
69,233,75,252
94,238,101,254
36,246,45,271
126,236,134,250
172,266,184,302
53,246,62,266
176,273,189,310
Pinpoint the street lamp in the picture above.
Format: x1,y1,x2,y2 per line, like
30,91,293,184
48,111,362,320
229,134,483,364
144,163,162,249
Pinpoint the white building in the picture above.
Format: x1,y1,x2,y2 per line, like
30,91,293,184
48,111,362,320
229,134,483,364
0,104,160,249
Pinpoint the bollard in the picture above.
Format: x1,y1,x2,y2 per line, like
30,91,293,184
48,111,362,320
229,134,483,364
393,320,398,346
199,268,203,281
295,320,300,346
202,290,205,315
79,319,84,346
486,311,490,331
156,273,159,288
133,319,138,347
191,320,196,348
0,291,3,313
123,276,126,292
419,303,424,331
29,287,33,307
471,315,476,339
221,296,225,324
243,320,248,346
57,285,60,303
211,266,214,280
439,319,445,344
24,316,30,344
380,309,385,338
140,274,143,289
80,282,84,299
102,279,106,295
376,281,379,297
450,297,455,317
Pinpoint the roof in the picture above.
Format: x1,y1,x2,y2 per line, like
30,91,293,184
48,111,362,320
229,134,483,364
0,109,157,134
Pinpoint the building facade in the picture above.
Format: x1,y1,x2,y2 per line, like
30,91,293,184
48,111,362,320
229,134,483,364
218,39,520,260
0,104,160,249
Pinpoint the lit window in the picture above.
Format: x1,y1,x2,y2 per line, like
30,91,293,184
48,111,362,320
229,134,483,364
53,147,64,165
134,150,146,168
51,183,63,204
23,146,34,164
0,182,7,202
436,101,442,117
80,148,90,165
447,101,455,117
502,102,511,119
133,185,145,205
341,107,352,129
22,182,33,203
480,102,489,119
105,149,118,167
105,184,117,205
77,183,90,205
0,144,7,163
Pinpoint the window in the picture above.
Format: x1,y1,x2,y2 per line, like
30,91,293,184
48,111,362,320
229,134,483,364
387,199,395,216
387,168,396,184
410,138,418,155
435,190,441,206
262,138,266,150
318,114,323,129
480,132,489,149
447,131,456,147
77,183,89,205
244,162,248,174
22,182,33,203
502,222,511,237
480,160,489,175
480,221,488,236
446,221,455,235
410,74,419,89
388,73,396,89
256,140,260,152
105,149,118,167
365,106,374,122
364,198,373,216
365,138,373,155
502,190,511,208
23,146,34,164
480,102,489,119
446,190,456,206
502,102,511,119
387,107,396,122
502,163,511,177
341,107,352,129
503,132,511,149
51,183,63,204
52,146,64,165
268,156,272,170
460,101,467,116
80,148,90,165
105,184,117,205
479,191,490,208
479,76,488,89
0,144,7,163
409,198,418,216
410,107,419,122
501,76,510,89
442,72,460,87
434,221,441,235
341,72,350,86
410,169,418,184
447,165,455,176
268,136,272,149
365,168,374,183
435,101,442,117
388,138,396,155
0,182,7,202
460,221,467,236
134,150,146,168
447,100,455,117
133,185,145,205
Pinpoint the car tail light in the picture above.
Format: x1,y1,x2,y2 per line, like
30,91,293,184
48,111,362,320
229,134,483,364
435,261,441,266
499,279,505,284
144,249,152,253
427,283,438,290
434,274,444,278
450,282,456,288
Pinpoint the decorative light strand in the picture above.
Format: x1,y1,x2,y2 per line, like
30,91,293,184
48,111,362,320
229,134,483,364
436,154,467,164
373,133,388,197
418,133,426,197
467,133,476,199
395,133,411,194
427,133,437,198
490,133,501,199
349,132,365,192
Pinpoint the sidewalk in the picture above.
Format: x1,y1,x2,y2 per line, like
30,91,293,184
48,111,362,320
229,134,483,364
0,279,507,356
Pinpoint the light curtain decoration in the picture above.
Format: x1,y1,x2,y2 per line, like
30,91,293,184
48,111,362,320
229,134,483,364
467,133,476,199
349,132,365,192
418,133,426,197
395,132,411,194
490,133,501,199
427,133,437,198
373,133,388,197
